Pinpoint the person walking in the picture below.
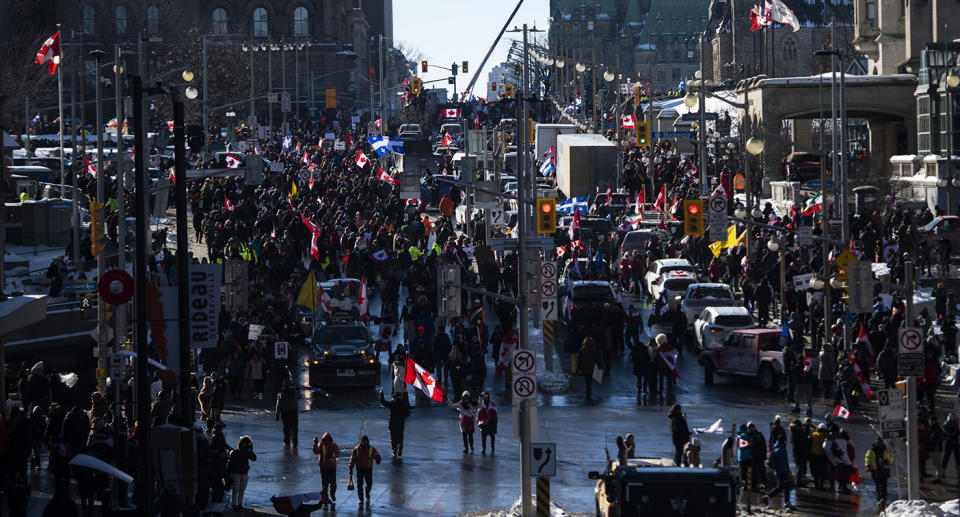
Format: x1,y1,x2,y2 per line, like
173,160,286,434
227,435,257,512
790,418,812,487
275,380,300,447
809,423,829,490
865,436,894,510
668,404,691,466
313,432,340,502
942,413,960,476
347,435,382,508
379,388,410,457
737,424,754,512
247,350,267,400
579,337,598,398
763,438,795,510
226,351,245,401
446,391,477,453
476,392,498,455
211,373,227,427
197,376,214,427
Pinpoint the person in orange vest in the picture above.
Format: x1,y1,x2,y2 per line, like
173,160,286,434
439,193,454,218
348,435,382,507
312,432,340,502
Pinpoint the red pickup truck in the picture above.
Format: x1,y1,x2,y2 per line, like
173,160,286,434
698,328,787,390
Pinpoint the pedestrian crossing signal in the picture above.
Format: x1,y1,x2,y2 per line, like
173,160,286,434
636,121,649,148
411,78,422,95
683,200,704,236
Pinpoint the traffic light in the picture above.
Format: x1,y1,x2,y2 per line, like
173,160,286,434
452,63,458,76
491,82,497,92
536,198,557,233
633,85,641,106
504,84,514,99
411,77,422,95
514,63,521,75
527,118,535,143
462,61,469,73
89,201,106,257
369,68,376,81
325,88,337,109
421,60,428,73
683,199,704,236
636,121,650,147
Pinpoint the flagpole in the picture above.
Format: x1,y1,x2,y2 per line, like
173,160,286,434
56,23,66,197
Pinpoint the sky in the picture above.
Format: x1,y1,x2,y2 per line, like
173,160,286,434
393,0,550,99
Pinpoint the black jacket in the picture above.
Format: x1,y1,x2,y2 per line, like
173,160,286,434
379,391,411,428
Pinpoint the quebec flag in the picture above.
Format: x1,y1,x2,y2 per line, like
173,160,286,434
557,196,589,214
367,136,405,157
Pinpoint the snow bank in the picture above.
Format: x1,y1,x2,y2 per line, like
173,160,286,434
462,497,570,517
880,499,959,517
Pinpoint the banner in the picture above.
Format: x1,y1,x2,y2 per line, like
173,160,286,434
189,264,222,349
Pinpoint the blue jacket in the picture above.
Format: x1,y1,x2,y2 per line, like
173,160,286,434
770,441,790,476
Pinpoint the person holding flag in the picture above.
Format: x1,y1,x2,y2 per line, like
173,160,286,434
446,391,478,454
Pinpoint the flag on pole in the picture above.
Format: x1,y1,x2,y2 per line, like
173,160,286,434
34,31,61,75
620,114,636,129
654,185,666,211
604,184,613,205
315,281,332,312
225,153,242,169
569,207,581,241
848,354,873,401
376,167,398,185
309,173,315,190
635,186,645,214
296,272,319,312
404,357,445,402
442,108,461,118
765,0,801,31
833,404,850,420
358,276,368,326
290,181,298,197
224,196,235,212
356,150,370,168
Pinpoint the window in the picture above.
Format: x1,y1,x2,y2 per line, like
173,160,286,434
783,39,798,61
253,7,268,37
293,7,308,36
82,5,95,34
147,5,160,34
672,67,680,80
213,8,229,35
866,0,876,21
115,5,128,35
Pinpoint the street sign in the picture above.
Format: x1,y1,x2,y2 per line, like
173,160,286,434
792,272,814,291
707,193,727,241
189,264,222,349
110,353,124,379
539,260,558,319
513,375,536,400
651,130,696,139
64,281,98,293
679,112,719,121
877,389,905,422
490,206,507,226
834,250,858,270
898,327,924,377
531,443,557,477
847,263,874,313
798,226,813,246
90,324,114,345
513,350,535,375
881,420,907,440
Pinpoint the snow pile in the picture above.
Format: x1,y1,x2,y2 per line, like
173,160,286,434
880,499,959,517
462,497,570,517
537,367,570,394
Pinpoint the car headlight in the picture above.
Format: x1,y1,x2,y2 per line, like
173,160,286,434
368,358,375,364
674,295,682,300
312,360,319,365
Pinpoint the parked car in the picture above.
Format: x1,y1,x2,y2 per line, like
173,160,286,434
680,283,741,328
693,306,756,352
698,328,785,390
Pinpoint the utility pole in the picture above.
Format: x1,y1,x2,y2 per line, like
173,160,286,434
518,23,532,517
379,35,386,133
699,33,708,195
903,261,920,500
114,43,127,415
92,48,108,392
202,34,209,154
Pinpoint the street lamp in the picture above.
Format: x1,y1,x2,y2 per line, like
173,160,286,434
735,206,747,219
810,276,826,290
746,136,765,155
603,70,615,82
555,58,565,68
683,92,698,108
830,276,844,289
576,62,586,73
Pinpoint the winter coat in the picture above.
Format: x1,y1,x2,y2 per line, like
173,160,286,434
275,386,299,415
578,341,597,375
477,401,498,435
668,408,691,446
379,391,411,428
824,437,853,467
348,444,382,470
246,356,266,381
770,441,790,477
446,397,476,433
682,442,701,467
736,431,752,463
313,433,340,471
227,446,257,475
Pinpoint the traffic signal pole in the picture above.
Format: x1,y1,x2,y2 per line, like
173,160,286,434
92,48,108,392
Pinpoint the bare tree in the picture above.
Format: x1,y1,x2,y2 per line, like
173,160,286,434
0,0,59,133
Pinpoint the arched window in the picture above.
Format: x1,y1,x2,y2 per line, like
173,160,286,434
253,7,268,37
213,8,229,35
82,5,96,34
783,39,798,61
115,5,128,35
147,5,160,34
293,7,309,36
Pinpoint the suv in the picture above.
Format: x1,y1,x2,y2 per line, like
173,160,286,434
680,284,740,328
309,323,380,388
648,271,698,307
562,280,617,325
644,259,695,296
698,328,785,390
693,306,756,351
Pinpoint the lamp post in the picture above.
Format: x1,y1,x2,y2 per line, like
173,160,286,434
768,236,787,320
241,42,257,125
948,72,959,213
745,135,764,257
90,49,109,392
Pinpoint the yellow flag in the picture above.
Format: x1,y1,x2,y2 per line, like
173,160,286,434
709,241,723,258
724,225,738,247
291,181,298,197
296,271,318,312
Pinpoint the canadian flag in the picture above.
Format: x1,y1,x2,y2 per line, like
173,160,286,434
833,404,851,420
636,186,645,215
34,31,61,75
405,357,445,402
738,438,751,448
669,195,680,221
356,150,370,168
301,215,318,235
443,108,461,118
310,231,320,260
224,196,235,212
620,114,636,129
225,153,242,169
496,330,518,375
654,184,665,211
376,167,398,185
85,163,97,177
315,281,332,312
358,276,368,325
302,149,311,165
803,352,813,375
569,207,581,241
309,173,315,190
169,169,176,183
848,354,874,401
556,246,565,258
441,133,453,147
694,418,724,434
605,184,613,205
659,349,680,379
375,118,382,129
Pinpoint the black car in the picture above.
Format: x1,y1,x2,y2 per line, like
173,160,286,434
308,323,380,388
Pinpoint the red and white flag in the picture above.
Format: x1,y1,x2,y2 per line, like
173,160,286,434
225,153,242,169
654,184,666,211
443,108,461,118
659,349,680,379
848,354,873,401
356,150,370,168
308,172,315,191
302,149,311,166
496,330,518,375
376,167,398,185
569,207,581,241
169,169,176,183
669,195,680,221
301,215,318,235
34,31,61,75
375,118,382,129
309,231,320,260
604,184,613,205
833,404,850,420
635,186,645,215
620,114,636,129
315,282,332,311
803,352,813,375
441,133,453,147
694,418,724,434
404,356,445,402
556,246,565,258
358,276,368,325
738,438,751,448
224,196,235,212
85,163,97,177
856,325,871,350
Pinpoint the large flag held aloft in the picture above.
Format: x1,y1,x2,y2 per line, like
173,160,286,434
34,31,61,75
404,357,445,402
296,271,319,312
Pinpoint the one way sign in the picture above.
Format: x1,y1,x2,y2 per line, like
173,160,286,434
530,442,556,477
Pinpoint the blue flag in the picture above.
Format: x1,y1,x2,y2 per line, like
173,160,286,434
557,196,589,214
367,136,405,157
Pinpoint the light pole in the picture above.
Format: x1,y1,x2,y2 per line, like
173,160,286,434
947,72,959,213
91,48,109,392
767,236,786,319
241,42,257,125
